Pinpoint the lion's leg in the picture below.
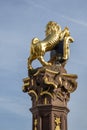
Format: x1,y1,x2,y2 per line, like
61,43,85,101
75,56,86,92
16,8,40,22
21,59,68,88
28,56,34,70
38,56,51,66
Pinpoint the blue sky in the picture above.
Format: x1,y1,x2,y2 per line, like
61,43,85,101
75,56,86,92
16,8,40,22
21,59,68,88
0,0,87,130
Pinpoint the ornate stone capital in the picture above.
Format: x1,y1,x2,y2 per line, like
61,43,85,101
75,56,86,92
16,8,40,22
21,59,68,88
23,64,77,105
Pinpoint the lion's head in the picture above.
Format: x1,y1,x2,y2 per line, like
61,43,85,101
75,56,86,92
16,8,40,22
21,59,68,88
45,21,61,36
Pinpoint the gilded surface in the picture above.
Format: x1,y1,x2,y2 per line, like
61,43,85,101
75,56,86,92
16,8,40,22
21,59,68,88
34,119,38,130
55,117,61,130
28,21,74,70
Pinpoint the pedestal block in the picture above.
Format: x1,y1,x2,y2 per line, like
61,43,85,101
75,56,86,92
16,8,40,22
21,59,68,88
30,104,69,130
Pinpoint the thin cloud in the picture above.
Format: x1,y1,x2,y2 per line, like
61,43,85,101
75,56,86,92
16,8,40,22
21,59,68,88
61,15,87,27
30,1,87,27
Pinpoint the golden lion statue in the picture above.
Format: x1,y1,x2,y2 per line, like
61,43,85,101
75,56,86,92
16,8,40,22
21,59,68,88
28,21,74,70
